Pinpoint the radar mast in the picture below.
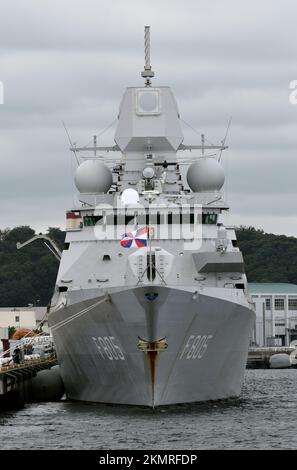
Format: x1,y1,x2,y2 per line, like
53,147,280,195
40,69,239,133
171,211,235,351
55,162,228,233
141,26,155,86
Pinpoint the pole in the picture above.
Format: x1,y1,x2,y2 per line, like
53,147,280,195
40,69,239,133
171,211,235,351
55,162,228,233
285,294,289,346
271,295,275,339
262,301,266,347
144,26,151,70
149,223,152,282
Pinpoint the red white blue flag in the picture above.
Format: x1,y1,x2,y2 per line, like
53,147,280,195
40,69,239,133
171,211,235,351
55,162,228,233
120,226,148,248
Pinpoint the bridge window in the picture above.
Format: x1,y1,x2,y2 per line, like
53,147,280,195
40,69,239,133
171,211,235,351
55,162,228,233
265,298,271,310
83,215,103,226
202,213,218,224
125,215,135,225
179,213,195,224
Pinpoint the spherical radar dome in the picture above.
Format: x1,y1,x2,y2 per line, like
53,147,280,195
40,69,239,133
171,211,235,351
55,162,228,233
120,188,140,206
142,167,155,179
186,157,225,192
75,160,113,194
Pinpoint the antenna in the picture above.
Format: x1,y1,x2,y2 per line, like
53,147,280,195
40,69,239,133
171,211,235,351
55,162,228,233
62,121,80,166
201,133,205,156
218,117,232,162
141,26,155,86
93,135,97,157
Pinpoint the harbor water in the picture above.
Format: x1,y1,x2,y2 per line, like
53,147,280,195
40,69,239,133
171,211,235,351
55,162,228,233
1,369,297,450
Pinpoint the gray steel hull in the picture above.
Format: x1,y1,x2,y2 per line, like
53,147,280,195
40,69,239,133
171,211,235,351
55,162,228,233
49,286,254,407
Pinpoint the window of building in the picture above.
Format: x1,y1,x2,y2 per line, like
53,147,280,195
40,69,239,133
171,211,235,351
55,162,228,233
265,298,271,310
289,299,297,310
274,298,285,310
15,316,19,322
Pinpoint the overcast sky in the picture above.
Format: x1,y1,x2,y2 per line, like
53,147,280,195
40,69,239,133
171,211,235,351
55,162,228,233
0,0,297,235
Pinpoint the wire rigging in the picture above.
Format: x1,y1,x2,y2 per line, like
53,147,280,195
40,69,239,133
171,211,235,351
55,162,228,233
180,118,216,146
62,121,80,166
82,118,118,149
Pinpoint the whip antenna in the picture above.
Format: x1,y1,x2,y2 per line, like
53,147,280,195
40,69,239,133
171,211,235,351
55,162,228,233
219,117,232,162
62,120,79,166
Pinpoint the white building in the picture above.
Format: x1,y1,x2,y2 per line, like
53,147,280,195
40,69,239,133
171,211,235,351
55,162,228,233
0,306,48,334
249,283,297,347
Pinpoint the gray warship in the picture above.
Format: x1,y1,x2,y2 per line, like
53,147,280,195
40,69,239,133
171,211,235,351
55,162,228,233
48,27,255,407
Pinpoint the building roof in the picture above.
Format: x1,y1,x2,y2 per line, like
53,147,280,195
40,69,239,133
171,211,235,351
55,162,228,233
249,283,297,294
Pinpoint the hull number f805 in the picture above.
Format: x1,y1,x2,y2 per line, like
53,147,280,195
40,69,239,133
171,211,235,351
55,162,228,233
92,336,125,360
180,334,213,360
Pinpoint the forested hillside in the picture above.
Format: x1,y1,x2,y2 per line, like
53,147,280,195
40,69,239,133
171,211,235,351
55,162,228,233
236,226,297,284
0,226,65,307
0,225,296,307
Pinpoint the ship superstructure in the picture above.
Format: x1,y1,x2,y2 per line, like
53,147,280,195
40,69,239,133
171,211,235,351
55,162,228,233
48,27,254,406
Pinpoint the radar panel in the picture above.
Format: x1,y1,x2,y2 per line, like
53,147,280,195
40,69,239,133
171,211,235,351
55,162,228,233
136,89,161,115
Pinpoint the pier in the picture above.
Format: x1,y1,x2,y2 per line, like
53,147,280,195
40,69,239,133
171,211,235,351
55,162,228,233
247,346,296,368
0,354,58,407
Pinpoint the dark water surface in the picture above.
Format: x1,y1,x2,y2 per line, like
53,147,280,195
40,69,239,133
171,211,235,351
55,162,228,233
1,369,297,450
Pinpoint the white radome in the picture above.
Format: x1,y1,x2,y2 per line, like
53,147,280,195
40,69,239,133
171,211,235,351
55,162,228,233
142,167,155,179
120,188,140,206
186,157,225,192
75,160,113,194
